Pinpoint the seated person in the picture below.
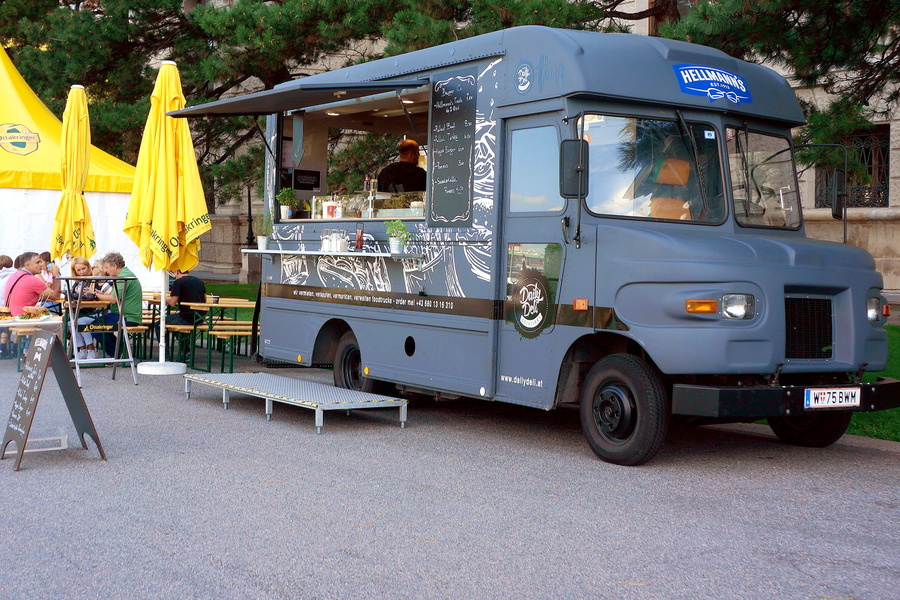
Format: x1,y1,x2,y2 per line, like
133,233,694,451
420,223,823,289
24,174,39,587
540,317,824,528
94,252,142,358
3,251,61,316
38,251,62,314
377,139,427,194
68,257,100,360
164,269,207,327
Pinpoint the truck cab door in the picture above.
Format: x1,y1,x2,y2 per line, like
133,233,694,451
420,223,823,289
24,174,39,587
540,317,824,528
495,115,586,409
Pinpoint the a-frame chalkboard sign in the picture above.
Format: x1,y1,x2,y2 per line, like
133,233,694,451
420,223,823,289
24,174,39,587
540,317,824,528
1,331,106,471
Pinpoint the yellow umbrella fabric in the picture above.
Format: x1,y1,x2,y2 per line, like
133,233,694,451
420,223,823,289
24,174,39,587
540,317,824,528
125,61,209,271
51,85,96,260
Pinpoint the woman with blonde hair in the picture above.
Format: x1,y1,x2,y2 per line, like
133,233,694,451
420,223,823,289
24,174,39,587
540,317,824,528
70,256,99,360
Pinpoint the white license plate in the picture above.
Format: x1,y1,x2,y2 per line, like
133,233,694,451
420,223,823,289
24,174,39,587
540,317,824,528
804,387,861,409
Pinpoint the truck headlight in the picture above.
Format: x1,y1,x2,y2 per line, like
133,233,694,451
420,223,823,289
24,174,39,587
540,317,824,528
867,297,882,322
722,294,755,320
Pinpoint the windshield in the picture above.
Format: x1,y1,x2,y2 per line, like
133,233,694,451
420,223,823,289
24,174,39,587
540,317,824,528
726,128,800,228
580,114,725,223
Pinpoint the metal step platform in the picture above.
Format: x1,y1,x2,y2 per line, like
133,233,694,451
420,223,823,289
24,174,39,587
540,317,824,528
183,373,407,434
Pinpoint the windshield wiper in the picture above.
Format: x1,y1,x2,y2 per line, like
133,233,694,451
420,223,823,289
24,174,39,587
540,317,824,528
675,110,707,218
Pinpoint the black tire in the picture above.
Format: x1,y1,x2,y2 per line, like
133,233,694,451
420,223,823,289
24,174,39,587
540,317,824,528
767,411,852,447
579,354,668,466
333,331,378,393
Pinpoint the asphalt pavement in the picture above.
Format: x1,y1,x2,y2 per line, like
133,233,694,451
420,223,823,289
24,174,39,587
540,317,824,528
0,349,897,599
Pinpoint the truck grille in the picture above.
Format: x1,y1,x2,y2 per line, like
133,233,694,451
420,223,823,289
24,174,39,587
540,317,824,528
785,297,833,359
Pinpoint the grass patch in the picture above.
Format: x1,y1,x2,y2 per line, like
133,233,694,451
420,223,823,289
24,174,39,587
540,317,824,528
205,283,259,320
851,325,900,442
205,283,259,302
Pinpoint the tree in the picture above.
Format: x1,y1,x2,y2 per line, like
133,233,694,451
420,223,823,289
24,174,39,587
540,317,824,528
0,0,698,207
662,0,900,167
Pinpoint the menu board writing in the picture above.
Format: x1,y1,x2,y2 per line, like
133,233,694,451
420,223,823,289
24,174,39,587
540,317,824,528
1,331,105,471
2,335,52,467
429,70,476,226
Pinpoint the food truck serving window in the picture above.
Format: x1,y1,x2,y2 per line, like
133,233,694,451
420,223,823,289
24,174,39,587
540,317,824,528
581,114,725,224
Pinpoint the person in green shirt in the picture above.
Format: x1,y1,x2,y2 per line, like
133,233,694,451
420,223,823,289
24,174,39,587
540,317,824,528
95,251,143,358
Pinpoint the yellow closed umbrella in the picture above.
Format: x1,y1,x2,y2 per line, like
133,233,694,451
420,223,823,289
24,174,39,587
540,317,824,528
51,84,96,260
125,61,210,373
125,61,210,272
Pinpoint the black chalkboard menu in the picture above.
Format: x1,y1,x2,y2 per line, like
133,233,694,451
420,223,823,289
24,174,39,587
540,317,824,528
428,69,477,227
1,331,105,471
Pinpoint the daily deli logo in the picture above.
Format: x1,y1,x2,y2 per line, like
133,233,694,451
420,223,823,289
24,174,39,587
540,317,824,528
512,269,552,338
0,123,41,155
673,64,752,105
515,61,533,94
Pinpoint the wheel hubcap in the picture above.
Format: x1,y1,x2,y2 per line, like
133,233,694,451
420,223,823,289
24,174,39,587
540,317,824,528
592,383,637,442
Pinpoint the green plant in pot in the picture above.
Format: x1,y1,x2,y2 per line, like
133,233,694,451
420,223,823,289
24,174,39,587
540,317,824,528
253,211,273,250
276,187,300,219
384,219,412,254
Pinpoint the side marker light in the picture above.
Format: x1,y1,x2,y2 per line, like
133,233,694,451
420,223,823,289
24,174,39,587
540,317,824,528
686,299,718,314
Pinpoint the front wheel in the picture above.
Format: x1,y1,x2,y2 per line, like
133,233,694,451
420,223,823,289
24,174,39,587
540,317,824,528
333,331,378,393
767,411,852,447
579,354,669,466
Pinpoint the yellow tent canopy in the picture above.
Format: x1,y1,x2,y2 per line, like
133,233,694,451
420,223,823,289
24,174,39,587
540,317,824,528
0,45,134,193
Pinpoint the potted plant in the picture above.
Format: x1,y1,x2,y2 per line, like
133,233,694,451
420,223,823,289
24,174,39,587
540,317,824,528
384,219,412,254
276,187,299,219
253,211,273,250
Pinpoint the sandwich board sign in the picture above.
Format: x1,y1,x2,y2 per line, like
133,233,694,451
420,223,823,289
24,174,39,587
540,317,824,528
1,331,106,471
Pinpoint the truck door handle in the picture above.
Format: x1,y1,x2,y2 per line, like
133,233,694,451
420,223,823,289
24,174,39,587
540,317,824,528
561,216,570,244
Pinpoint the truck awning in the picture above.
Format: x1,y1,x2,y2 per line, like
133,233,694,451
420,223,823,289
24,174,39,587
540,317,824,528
168,79,430,118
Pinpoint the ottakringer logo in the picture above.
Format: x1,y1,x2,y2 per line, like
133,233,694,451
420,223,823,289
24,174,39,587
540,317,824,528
512,269,552,338
0,123,41,156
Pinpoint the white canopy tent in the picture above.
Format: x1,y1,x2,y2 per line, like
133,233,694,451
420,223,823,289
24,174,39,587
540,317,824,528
0,45,155,289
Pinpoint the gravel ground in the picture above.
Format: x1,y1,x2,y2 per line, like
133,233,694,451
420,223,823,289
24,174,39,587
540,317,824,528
0,348,897,600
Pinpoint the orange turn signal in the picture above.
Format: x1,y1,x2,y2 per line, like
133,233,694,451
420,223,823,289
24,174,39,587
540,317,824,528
573,298,589,311
686,299,718,314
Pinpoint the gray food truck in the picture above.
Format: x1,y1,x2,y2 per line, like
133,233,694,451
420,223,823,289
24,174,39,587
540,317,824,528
175,26,899,465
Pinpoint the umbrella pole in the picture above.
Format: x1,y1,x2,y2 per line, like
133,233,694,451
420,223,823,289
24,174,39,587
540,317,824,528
137,268,186,376
159,269,167,362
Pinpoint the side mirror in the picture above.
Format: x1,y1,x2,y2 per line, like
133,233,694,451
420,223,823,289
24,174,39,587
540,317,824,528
830,169,846,220
560,139,589,199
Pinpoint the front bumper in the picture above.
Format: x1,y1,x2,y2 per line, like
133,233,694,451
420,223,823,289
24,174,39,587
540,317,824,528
671,378,900,418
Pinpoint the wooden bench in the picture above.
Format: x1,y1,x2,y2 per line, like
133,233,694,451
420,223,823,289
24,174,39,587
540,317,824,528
124,325,150,360
164,323,207,367
208,329,257,373
8,326,39,372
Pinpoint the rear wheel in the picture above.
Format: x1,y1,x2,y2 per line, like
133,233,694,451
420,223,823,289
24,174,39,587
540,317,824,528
333,331,378,393
579,354,668,466
767,411,852,447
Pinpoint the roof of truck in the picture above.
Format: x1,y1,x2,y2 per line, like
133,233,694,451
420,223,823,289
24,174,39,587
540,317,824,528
173,26,805,126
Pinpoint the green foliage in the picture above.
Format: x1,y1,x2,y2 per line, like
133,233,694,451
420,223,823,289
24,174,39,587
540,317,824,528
252,211,273,236
328,132,400,194
208,149,265,205
384,219,412,244
792,99,874,181
853,326,900,442
663,0,900,124
275,187,300,208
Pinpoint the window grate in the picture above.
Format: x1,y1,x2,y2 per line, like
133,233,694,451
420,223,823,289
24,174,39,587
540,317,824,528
815,125,889,208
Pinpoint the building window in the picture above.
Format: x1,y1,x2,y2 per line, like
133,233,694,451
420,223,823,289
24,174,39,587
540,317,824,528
815,124,890,208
